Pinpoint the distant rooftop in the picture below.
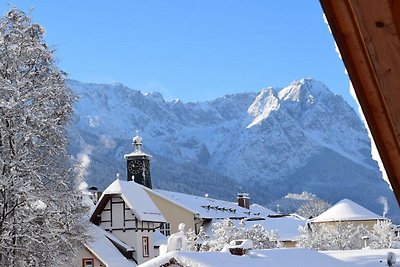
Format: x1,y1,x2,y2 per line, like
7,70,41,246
309,199,386,223
152,189,277,220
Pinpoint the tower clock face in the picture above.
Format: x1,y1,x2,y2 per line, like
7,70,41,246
128,160,145,174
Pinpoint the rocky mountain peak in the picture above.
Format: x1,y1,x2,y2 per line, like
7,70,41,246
68,78,398,220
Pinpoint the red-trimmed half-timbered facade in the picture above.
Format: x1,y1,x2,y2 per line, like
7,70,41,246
90,179,166,265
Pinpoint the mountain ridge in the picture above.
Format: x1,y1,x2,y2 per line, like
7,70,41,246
67,78,399,220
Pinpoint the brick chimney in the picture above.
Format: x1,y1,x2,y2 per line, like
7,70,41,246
237,193,250,209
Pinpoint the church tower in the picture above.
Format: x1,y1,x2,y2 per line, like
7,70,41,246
124,131,152,188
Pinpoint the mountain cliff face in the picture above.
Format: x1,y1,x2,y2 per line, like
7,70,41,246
68,78,399,219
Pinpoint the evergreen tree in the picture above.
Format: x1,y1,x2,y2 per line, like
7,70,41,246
0,8,89,266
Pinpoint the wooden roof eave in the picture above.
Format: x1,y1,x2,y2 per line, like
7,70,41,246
90,194,111,225
320,0,400,205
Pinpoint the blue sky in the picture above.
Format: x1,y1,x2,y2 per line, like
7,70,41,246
0,1,354,109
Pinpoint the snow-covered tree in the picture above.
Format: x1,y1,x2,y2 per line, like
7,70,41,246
0,8,89,266
241,223,280,249
293,192,331,219
185,227,210,252
298,220,397,251
297,222,368,251
297,223,327,251
211,219,241,251
369,220,395,249
187,219,280,252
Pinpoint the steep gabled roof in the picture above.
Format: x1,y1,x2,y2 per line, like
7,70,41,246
309,199,385,223
91,179,165,223
86,225,136,267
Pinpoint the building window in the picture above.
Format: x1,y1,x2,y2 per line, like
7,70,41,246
160,222,171,236
142,236,150,258
82,258,94,267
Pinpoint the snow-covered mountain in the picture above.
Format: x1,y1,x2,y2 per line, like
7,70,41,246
68,78,399,220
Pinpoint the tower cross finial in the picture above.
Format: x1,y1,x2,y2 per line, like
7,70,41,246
132,129,143,152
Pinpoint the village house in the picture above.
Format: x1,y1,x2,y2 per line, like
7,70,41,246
77,133,167,266
146,188,305,247
80,133,398,266
75,224,135,267
308,198,387,229
76,132,311,266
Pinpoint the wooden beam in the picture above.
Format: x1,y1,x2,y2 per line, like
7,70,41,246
320,0,400,204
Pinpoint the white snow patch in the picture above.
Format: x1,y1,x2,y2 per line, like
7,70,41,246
323,249,400,267
139,248,353,267
31,199,47,211
247,88,280,128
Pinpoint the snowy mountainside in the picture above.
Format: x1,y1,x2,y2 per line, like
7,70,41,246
68,79,399,219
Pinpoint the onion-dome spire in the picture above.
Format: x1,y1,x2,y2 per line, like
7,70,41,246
132,129,143,152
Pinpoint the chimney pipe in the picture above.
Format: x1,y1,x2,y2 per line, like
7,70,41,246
237,193,250,209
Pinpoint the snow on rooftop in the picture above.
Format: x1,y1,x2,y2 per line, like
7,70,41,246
138,248,353,267
87,225,136,267
323,249,400,267
309,199,386,223
153,189,272,220
123,150,152,158
248,216,305,241
249,203,277,217
101,179,165,222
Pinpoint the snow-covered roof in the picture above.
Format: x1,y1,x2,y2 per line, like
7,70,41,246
323,249,400,267
309,199,386,223
138,248,353,267
123,150,152,158
96,179,165,222
86,225,136,267
248,216,305,241
249,203,277,217
152,189,274,220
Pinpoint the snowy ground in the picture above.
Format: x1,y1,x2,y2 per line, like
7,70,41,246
139,248,354,267
323,249,400,266
139,248,400,267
